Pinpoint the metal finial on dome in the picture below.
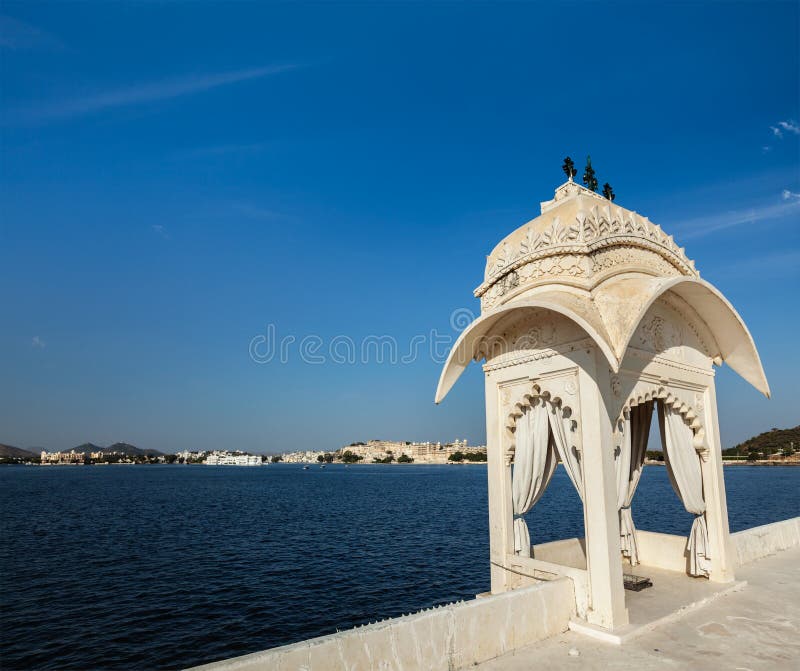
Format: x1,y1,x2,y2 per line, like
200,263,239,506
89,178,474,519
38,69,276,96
561,156,577,182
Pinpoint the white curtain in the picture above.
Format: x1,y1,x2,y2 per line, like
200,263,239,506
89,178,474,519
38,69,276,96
615,403,653,565
511,397,557,557
658,400,711,577
548,401,583,501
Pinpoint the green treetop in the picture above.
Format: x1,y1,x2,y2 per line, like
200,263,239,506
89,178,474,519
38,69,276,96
602,182,615,201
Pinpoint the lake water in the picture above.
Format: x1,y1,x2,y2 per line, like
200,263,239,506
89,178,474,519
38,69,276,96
1,464,797,670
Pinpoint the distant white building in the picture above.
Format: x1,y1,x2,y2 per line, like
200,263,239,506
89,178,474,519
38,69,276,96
204,452,261,466
337,439,485,463
281,450,326,463
40,450,84,464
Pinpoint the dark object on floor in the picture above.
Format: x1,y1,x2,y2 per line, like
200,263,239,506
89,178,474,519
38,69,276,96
623,573,653,591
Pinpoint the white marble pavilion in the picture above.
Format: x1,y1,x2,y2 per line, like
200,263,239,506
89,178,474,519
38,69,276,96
436,179,769,632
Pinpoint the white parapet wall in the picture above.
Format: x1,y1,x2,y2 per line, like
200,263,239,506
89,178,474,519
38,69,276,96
189,577,575,671
530,537,587,569
635,530,691,573
731,516,800,567
632,516,800,573
636,517,800,571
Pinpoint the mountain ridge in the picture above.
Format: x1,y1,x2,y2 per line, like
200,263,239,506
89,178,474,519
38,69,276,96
1,442,165,458
0,444,39,459
68,442,165,456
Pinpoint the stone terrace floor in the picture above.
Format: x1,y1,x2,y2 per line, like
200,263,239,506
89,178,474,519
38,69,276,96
477,546,800,670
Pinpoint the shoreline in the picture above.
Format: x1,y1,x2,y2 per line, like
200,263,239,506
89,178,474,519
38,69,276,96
4,460,799,468
645,460,800,467
0,460,490,467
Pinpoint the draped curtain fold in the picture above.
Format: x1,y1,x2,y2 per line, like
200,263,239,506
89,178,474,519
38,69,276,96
658,400,711,577
511,397,557,557
615,402,653,565
548,401,583,501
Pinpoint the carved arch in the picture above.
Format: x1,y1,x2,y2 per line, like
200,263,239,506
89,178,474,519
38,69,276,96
503,381,579,463
618,277,770,398
617,385,707,459
435,295,617,404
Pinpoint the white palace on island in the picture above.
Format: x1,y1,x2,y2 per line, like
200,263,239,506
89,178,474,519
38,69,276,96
204,451,262,466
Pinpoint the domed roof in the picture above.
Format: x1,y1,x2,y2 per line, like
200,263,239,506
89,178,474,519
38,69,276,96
435,181,770,403
476,180,698,312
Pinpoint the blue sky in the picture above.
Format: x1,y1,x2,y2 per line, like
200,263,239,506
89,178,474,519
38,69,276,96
1,2,798,453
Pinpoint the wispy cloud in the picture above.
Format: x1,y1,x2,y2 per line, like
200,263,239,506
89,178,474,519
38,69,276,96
769,119,800,140
10,64,299,124
31,335,46,349
673,193,800,239
151,224,169,239
0,15,62,50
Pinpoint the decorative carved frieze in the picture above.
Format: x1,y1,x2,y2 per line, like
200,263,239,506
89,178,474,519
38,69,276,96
639,315,672,353
656,293,716,359
482,338,596,372
589,245,681,279
479,246,684,311
476,206,698,303
624,347,715,376
480,253,591,310
631,297,720,369
474,308,587,364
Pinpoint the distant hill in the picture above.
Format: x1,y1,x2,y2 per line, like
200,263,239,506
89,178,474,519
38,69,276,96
67,442,164,456
2,441,165,459
70,443,105,455
724,426,800,456
0,443,38,459
103,442,164,457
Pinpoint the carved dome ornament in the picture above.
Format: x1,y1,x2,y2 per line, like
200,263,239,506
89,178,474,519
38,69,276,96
476,181,698,310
